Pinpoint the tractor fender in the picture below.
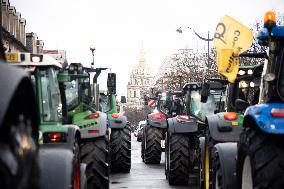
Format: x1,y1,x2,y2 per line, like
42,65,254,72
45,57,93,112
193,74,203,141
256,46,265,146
0,64,38,136
108,115,127,129
39,145,74,189
214,142,238,189
80,112,108,139
147,118,167,128
64,125,81,148
167,117,198,134
206,115,242,142
245,103,284,134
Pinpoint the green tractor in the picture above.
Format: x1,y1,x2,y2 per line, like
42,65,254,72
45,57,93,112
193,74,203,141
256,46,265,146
60,63,109,189
99,73,131,173
199,64,263,189
6,52,85,189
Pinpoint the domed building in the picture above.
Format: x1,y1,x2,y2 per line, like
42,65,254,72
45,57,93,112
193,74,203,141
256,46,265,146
127,49,154,109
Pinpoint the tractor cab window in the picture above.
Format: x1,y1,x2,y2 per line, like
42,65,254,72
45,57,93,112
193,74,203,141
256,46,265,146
79,78,92,104
210,89,226,113
99,93,111,112
65,80,79,110
40,69,62,122
238,79,261,105
188,90,218,121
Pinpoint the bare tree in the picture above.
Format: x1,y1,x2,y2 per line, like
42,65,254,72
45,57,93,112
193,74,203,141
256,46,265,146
124,106,152,131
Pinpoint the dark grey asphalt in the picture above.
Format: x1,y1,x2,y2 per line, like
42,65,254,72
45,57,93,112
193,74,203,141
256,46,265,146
110,134,192,189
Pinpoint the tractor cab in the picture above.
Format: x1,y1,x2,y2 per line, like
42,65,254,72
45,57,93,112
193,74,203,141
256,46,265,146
150,90,184,118
5,52,68,141
166,91,184,117
183,81,226,122
5,52,84,189
147,91,169,121
226,64,263,113
59,63,108,139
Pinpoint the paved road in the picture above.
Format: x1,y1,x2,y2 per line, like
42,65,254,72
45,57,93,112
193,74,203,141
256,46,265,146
110,134,193,189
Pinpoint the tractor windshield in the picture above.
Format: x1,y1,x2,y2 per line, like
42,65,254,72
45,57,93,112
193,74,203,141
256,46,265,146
39,69,62,122
189,90,224,121
99,93,111,112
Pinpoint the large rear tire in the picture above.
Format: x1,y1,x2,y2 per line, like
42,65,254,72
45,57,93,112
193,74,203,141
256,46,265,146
167,134,190,185
237,127,284,189
110,126,131,173
0,79,39,189
198,137,206,189
141,127,145,162
81,136,109,189
204,130,216,189
144,126,162,164
72,138,81,189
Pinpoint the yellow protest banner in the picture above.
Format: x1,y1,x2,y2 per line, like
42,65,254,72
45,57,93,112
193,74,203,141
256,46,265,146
214,15,253,83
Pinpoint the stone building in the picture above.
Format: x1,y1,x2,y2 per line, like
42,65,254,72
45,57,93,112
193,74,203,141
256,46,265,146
1,0,44,53
126,49,154,109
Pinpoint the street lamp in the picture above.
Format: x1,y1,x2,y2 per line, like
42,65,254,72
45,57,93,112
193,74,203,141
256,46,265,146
90,45,96,66
176,27,213,68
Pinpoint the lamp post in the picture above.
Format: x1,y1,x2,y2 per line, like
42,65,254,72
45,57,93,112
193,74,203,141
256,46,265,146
176,27,213,68
90,45,96,66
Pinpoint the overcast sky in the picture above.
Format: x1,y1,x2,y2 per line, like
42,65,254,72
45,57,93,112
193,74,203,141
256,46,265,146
12,0,284,95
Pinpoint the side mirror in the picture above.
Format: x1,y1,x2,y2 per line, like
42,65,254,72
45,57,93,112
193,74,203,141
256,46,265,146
201,83,210,103
235,99,249,111
121,96,126,103
107,73,116,94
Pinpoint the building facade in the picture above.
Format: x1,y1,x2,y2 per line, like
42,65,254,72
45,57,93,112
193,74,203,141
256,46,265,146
126,49,154,109
2,0,44,53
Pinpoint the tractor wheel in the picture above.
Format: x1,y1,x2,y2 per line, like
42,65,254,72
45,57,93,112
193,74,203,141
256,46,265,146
72,138,81,189
204,130,216,189
81,136,109,189
144,126,162,164
198,137,206,189
167,134,190,185
165,131,169,178
0,78,39,189
141,127,145,162
0,114,39,189
237,127,284,189
110,126,131,173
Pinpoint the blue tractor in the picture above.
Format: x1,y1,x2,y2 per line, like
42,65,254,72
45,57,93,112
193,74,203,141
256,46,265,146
236,11,284,188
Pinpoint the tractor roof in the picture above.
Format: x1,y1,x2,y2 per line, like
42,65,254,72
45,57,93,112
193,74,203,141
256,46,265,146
6,52,62,68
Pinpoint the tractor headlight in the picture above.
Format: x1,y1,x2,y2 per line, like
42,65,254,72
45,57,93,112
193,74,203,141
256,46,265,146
248,69,253,75
238,70,245,75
